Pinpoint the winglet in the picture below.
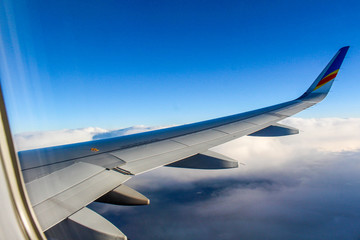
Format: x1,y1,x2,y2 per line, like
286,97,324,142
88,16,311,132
298,46,349,101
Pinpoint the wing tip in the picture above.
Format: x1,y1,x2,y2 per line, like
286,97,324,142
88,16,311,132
298,46,350,101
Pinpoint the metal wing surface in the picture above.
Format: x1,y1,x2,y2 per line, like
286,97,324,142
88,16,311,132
17,47,349,239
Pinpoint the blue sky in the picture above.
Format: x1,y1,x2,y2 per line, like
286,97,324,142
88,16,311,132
1,0,359,133
2,2,360,239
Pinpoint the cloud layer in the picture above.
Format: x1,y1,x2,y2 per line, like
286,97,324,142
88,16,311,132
92,118,360,240
15,118,360,239
13,125,165,151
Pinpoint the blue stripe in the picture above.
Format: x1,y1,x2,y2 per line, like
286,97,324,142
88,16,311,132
323,46,349,77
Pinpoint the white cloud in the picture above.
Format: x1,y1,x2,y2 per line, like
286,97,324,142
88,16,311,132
14,117,360,187
14,127,106,150
211,117,360,171
21,117,359,239
75,118,360,190
280,118,360,152
13,125,167,151
87,118,360,240
14,117,360,158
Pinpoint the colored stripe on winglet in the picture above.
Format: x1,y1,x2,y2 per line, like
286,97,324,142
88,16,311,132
314,69,339,90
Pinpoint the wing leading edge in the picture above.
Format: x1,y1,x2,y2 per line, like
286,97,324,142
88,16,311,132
16,47,349,239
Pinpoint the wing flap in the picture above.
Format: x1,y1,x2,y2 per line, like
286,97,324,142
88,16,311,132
33,169,130,231
26,162,104,206
45,207,127,240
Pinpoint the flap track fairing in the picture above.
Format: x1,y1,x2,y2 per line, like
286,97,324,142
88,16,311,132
96,184,149,206
166,150,238,169
248,123,299,137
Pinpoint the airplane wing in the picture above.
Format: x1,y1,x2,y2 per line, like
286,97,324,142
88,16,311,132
13,46,349,239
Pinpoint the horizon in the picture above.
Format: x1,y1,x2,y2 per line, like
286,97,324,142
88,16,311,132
1,1,360,134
